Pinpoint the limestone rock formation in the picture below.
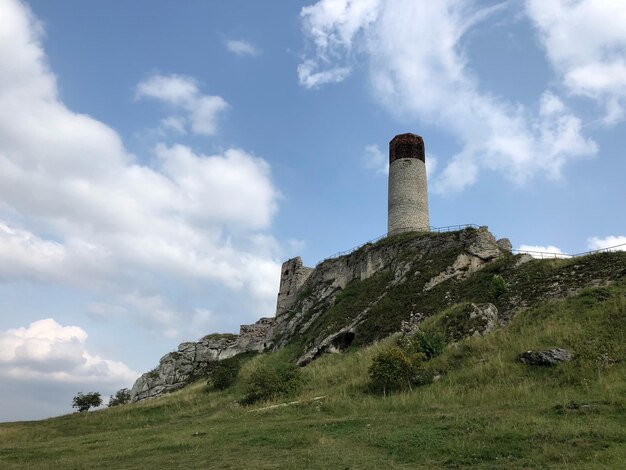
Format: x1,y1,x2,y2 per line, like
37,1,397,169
518,348,573,366
130,318,273,402
497,238,513,252
439,303,499,342
271,226,509,366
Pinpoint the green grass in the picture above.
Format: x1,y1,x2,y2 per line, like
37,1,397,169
1,284,625,469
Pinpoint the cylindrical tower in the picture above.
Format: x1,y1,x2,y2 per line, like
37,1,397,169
387,133,429,235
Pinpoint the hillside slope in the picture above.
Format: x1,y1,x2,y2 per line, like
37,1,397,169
130,227,626,402
1,263,625,469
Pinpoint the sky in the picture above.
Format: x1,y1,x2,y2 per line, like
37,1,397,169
0,0,624,421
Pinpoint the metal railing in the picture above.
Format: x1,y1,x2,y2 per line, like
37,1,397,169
317,225,626,265
429,224,480,233
514,243,626,260
511,249,571,259
317,224,480,265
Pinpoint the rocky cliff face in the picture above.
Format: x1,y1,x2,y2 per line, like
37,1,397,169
131,227,508,401
130,318,273,402
270,226,510,365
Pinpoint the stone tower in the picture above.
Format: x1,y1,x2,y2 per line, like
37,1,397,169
387,133,429,235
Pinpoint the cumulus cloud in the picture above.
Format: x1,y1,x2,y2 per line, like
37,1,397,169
0,318,137,421
225,39,260,57
363,144,388,174
525,0,626,124
136,74,229,136
517,244,569,259
299,0,597,193
0,0,282,334
0,319,136,384
297,60,351,89
587,235,626,252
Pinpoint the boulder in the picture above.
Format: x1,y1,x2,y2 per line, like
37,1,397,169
437,303,499,342
518,348,573,366
466,226,501,260
496,238,512,252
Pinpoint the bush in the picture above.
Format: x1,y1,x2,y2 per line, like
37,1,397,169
240,362,303,405
206,353,258,391
490,274,508,299
108,388,131,407
72,392,102,412
368,347,431,394
369,329,443,394
210,362,240,390
397,329,446,359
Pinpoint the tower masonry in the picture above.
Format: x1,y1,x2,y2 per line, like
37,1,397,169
387,133,429,235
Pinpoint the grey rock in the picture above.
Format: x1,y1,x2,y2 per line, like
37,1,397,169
496,238,512,252
518,348,573,366
400,312,424,334
443,303,499,341
514,253,534,267
275,227,504,363
466,226,501,260
130,318,274,402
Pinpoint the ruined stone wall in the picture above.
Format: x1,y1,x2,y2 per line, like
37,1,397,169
237,317,273,352
275,256,313,318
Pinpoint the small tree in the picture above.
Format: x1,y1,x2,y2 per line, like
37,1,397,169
490,274,508,300
108,388,131,407
72,392,102,412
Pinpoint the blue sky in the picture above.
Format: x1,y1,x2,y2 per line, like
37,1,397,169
0,0,624,421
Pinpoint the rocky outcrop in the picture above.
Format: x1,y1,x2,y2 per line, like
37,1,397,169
442,303,499,342
130,318,273,402
496,238,513,252
130,224,626,402
274,226,509,365
518,348,573,366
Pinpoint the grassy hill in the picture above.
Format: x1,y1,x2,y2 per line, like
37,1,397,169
1,266,625,469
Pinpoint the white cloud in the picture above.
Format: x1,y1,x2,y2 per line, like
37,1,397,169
297,60,351,89
160,116,186,135
136,74,198,105
525,0,626,125
299,0,597,193
517,244,569,259
0,0,282,332
298,0,380,88
136,74,229,136
0,319,136,384
587,235,626,252
363,144,387,174
225,39,259,57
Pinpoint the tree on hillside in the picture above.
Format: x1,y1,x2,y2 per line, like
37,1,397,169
108,388,131,407
72,392,102,412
